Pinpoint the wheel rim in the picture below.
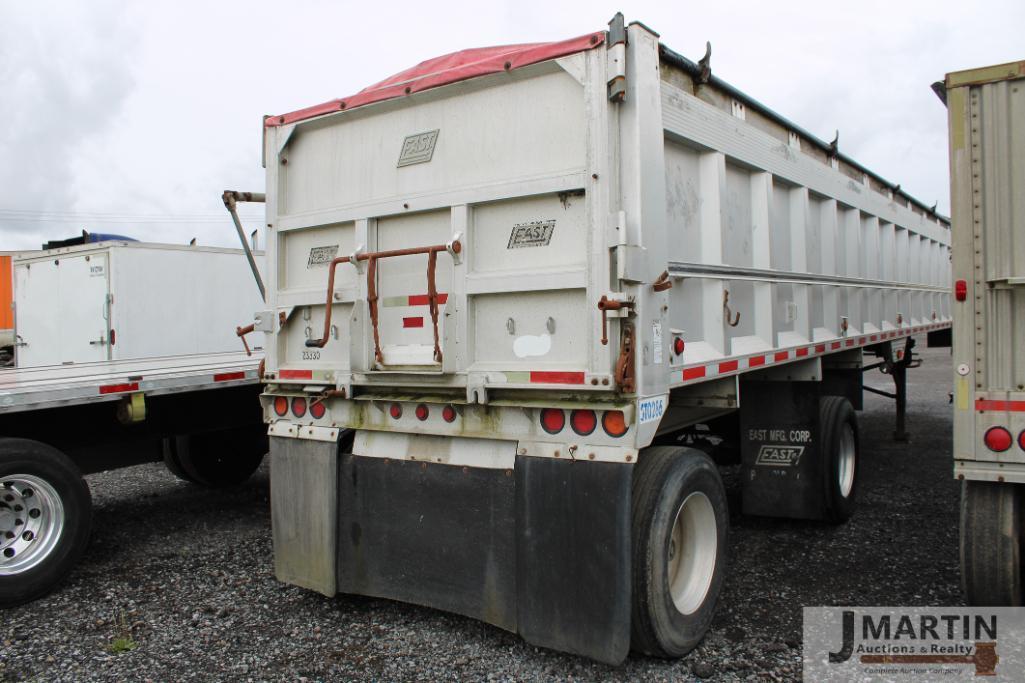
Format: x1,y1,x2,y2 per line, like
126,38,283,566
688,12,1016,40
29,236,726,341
837,423,856,498
0,475,65,576
667,491,718,615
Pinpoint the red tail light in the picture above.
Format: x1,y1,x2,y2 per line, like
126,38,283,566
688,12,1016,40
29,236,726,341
310,400,326,419
984,426,1012,452
955,279,967,302
673,337,685,355
602,410,628,437
273,396,288,417
415,404,429,421
540,409,565,434
389,403,402,419
291,397,307,418
442,405,457,423
571,410,597,436
1019,430,1025,452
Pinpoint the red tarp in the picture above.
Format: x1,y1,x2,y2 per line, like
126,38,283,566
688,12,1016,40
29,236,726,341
266,30,606,128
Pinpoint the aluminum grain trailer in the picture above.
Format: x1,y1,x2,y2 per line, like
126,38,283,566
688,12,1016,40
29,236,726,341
944,60,1025,605
256,15,951,663
0,242,268,607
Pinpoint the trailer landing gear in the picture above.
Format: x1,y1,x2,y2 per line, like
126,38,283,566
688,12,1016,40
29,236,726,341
863,337,919,442
0,439,92,608
961,481,1024,605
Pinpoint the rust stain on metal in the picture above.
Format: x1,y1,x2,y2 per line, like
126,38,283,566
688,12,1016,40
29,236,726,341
615,323,636,393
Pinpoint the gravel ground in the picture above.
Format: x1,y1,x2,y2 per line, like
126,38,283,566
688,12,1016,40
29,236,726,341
1,346,958,682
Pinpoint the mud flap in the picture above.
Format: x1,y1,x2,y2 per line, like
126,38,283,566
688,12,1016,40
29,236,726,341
739,380,827,520
334,452,632,664
270,436,340,596
515,456,632,663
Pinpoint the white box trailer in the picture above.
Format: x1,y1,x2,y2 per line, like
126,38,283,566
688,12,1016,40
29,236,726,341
945,60,1025,605
0,240,269,608
14,241,265,367
257,15,951,663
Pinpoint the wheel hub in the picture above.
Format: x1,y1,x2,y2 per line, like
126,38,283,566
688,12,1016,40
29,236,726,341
837,424,856,498
667,491,718,616
0,476,64,576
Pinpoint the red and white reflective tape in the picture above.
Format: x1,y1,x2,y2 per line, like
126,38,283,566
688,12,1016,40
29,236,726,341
673,322,951,387
98,382,139,395
976,399,1025,413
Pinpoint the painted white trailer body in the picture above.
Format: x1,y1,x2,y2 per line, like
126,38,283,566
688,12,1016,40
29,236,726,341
14,242,265,367
946,60,1025,607
259,17,951,663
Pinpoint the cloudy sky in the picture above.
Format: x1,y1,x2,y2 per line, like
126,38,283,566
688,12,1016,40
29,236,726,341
1,0,1021,251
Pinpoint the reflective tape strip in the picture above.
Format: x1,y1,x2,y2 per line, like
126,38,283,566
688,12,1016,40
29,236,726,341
99,382,139,395
213,371,246,382
976,399,1025,412
382,293,450,307
673,321,952,388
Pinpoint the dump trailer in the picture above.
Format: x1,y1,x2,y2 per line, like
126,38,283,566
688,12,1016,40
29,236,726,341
946,60,1025,605
257,15,951,663
0,241,268,608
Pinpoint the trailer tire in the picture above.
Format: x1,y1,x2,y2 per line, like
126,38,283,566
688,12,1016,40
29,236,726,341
961,481,1024,606
0,439,92,608
820,396,859,523
631,446,728,658
162,439,201,485
169,429,267,488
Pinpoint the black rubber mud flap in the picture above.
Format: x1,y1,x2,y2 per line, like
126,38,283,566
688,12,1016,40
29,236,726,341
336,455,518,631
335,453,632,664
739,380,827,519
516,456,632,665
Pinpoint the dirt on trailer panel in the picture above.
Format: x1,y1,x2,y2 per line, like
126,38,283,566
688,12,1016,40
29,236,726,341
0,348,958,682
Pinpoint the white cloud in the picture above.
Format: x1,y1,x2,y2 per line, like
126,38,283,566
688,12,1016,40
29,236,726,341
1,0,1022,250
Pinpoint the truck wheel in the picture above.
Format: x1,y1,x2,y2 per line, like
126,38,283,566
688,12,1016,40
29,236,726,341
0,439,92,608
961,481,1023,605
170,429,267,488
631,446,728,657
820,396,859,523
162,438,201,485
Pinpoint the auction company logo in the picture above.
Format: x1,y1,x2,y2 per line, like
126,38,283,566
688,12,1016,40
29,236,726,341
803,607,1025,681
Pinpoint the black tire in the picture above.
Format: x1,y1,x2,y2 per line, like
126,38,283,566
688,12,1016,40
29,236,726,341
162,437,201,485
819,396,859,523
631,446,728,658
961,480,1024,605
0,438,92,608
169,428,267,488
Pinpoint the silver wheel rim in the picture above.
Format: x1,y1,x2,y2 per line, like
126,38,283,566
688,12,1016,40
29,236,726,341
0,475,65,576
837,423,856,498
667,491,717,615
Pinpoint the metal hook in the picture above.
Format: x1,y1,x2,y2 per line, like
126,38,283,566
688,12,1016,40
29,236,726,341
723,290,740,327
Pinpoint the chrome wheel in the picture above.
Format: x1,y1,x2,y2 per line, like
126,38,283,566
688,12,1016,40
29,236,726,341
0,475,65,576
667,491,718,615
837,423,856,498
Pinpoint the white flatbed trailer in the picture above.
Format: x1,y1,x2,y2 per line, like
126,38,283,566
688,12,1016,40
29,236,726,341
256,14,951,663
0,350,260,413
945,60,1025,605
0,240,270,607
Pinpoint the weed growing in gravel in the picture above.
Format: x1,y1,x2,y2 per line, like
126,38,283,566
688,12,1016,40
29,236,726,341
108,609,137,654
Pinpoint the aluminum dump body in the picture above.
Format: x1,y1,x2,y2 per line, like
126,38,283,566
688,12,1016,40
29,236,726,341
261,25,950,446
260,19,951,663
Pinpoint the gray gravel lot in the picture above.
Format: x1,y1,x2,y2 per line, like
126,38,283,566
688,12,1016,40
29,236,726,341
0,346,959,682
